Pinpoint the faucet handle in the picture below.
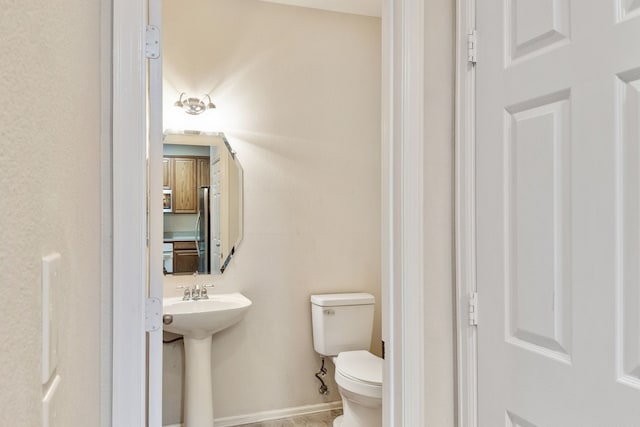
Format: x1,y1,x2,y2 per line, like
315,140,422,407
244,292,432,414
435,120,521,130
177,285,191,300
201,284,215,299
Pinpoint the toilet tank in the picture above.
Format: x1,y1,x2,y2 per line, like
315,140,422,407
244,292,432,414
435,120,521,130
310,293,375,356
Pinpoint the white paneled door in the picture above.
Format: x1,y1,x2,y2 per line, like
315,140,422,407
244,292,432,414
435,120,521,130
476,0,640,425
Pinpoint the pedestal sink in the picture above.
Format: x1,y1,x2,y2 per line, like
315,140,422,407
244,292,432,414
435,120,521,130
163,292,252,426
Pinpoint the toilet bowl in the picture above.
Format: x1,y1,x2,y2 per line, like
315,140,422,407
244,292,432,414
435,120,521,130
332,350,382,427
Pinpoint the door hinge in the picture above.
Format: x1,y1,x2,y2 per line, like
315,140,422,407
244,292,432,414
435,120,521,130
145,297,162,332
145,25,161,59
468,292,478,326
467,29,477,65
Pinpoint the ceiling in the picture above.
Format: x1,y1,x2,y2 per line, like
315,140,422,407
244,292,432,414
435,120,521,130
258,0,381,18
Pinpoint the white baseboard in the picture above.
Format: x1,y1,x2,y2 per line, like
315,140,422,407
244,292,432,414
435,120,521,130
163,401,342,427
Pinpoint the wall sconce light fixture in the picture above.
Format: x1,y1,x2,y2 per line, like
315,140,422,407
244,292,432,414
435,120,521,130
174,93,216,115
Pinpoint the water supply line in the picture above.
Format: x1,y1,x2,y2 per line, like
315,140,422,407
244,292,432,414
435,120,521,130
315,357,329,395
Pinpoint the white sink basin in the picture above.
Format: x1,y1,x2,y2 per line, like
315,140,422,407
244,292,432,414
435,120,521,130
163,292,252,339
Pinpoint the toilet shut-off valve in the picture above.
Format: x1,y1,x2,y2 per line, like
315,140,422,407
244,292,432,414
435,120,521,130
315,357,329,395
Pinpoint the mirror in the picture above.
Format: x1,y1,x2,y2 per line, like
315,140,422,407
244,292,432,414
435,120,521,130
162,131,243,275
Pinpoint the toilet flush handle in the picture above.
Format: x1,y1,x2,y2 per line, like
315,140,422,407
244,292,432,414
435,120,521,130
324,309,335,315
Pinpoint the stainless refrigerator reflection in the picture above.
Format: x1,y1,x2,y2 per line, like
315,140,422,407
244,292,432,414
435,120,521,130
197,186,210,273
196,185,221,274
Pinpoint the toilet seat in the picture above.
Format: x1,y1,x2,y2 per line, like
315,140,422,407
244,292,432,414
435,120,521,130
334,350,382,399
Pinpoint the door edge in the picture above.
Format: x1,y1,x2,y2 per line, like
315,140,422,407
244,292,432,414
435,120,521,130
454,0,479,425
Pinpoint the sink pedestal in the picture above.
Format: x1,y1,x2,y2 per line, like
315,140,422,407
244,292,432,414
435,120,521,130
163,293,253,427
183,335,214,426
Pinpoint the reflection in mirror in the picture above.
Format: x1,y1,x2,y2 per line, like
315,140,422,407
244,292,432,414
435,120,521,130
162,131,243,276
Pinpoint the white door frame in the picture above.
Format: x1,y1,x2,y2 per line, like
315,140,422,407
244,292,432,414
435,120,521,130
110,0,437,425
111,0,148,425
381,0,427,424
455,0,479,425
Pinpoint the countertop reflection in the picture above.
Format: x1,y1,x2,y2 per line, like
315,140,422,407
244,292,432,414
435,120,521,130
163,232,197,242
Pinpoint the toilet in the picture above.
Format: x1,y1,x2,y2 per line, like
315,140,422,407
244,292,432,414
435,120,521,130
310,293,382,427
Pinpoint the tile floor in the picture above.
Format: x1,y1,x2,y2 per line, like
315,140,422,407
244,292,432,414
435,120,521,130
234,409,342,427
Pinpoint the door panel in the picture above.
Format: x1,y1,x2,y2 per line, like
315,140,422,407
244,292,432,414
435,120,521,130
505,91,572,362
476,0,640,425
620,0,640,21
507,0,570,64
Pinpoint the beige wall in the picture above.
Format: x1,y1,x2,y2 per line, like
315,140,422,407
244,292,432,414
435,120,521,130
0,0,105,426
161,0,381,423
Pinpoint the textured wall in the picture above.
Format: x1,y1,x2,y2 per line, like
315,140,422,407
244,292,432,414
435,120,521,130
161,0,381,423
0,0,103,426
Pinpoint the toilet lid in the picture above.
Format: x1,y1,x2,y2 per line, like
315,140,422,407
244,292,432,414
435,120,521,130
336,350,382,386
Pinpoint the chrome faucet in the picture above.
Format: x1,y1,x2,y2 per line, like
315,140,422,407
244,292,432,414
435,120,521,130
177,284,215,301
192,284,202,300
